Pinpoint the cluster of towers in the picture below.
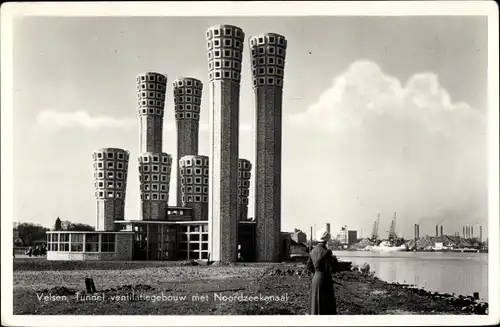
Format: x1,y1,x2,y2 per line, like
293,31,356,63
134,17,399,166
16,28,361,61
91,24,287,263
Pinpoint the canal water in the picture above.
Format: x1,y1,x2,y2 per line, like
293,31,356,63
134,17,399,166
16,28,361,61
332,251,489,301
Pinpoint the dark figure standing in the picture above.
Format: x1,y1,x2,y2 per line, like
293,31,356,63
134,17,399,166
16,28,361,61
307,229,339,315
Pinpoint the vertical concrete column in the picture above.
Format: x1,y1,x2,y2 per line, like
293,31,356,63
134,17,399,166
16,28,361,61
173,77,203,206
136,72,167,154
206,24,245,262
250,33,287,262
138,153,172,220
179,155,209,221
93,148,130,231
237,159,251,221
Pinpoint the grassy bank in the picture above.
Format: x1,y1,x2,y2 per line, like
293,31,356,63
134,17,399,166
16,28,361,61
13,259,487,315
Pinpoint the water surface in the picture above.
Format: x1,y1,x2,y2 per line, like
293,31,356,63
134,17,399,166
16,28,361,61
332,251,488,300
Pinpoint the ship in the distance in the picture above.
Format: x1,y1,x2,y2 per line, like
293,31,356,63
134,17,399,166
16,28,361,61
369,212,407,252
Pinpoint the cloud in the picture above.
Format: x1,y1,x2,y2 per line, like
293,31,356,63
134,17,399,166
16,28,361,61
285,60,487,235
36,110,136,131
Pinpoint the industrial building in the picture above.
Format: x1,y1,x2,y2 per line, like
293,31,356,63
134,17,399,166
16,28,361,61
46,24,286,263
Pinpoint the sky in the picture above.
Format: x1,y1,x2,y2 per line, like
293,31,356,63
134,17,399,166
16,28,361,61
12,16,489,239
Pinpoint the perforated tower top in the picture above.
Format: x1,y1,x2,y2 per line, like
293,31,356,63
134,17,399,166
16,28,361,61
249,33,287,89
206,25,245,83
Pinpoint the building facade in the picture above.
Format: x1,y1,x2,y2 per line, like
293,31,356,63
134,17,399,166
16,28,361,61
173,78,203,206
250,33,287,262
179,155,209,221
92,148,130,231
237,159,252,221
206,24,245,262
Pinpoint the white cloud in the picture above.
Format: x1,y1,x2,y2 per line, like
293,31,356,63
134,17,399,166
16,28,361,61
36,110,136,131
284,60,487,236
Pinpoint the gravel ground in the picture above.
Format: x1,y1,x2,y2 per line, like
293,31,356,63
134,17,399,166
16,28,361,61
12,259,487,315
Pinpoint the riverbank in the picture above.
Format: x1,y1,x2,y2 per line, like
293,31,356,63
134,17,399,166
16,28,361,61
13,259,488,315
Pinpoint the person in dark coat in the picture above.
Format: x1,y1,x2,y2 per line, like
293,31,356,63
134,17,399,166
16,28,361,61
307,229,339,315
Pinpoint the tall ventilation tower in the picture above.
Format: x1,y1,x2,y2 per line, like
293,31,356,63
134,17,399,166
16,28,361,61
136,72,172,220
173,77,203,206
179,155,209,221
93,148,130,230
206,25,245,262
237,158,252,221
250,33,287,262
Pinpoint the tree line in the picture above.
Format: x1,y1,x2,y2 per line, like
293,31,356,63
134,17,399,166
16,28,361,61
13,217,94,246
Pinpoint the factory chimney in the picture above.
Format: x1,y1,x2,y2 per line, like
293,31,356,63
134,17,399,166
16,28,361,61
326,223,331,234
471,226,474,238
479,225,483,243
440,225,443,237
435,225,439,237
417,224,420,239
463,225,465,238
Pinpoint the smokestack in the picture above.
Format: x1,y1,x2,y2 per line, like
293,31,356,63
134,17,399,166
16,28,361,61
471,226,474,238
463,225,466,238
479,225,483,242
326,223,331,234
440,225,443,237
417,224,420,239
435,225,439,237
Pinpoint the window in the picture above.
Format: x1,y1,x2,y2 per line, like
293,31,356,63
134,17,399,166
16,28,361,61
195,195,202,202
71,234,83,252
223,50,231,57
107,152,114,159
101,234,116,252
195,177,202,184
268,46,275,54
85,233,99,252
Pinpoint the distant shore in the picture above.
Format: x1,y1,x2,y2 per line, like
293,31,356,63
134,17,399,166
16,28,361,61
13,259,488,315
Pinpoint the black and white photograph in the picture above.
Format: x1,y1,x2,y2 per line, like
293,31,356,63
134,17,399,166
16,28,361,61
1,1,498,326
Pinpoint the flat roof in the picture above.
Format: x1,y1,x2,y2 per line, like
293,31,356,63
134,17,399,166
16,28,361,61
115,220,206,225
46,231,135,234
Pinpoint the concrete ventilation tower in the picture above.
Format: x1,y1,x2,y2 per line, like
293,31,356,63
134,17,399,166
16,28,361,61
136,72,172,220
179,155,209,221
92,148,130,230
173,78,203,206
249,33,287,262
206,24,245,262
237,159,252,221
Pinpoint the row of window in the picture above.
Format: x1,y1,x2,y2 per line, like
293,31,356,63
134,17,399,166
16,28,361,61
140,193,169,201
206,37,244,51
252,76,284,87
238,197,249,205
180,167,209,176
137,99,165,109
238,179,250,188
92,151,129,161
206,26,244,40
208,59,241,72
251,56,286,68
94,180,126,190
136,82,166,92
238,188,250,196
137,90,166,99
173,95,202,105
249,35,287,47
138,164,171,174
93,161,128,171
238,160,251,170
178,224,209,233
137,108,165,116
47,233,116,253
179,157,209,167
181,185,209,194
250,45,286,58
137,73,167,84
180,176,209,185
238,170,251,179
173,88,202,98
179,232,209,242
139,174,170,182
207,48,242,62
208,70,241,82
93,170,127,180
175,112,200,120
140,183,170,192
182,194,209,203
138,154,172,164
251,66,285,77
95,190,126,199
173,78,203,89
